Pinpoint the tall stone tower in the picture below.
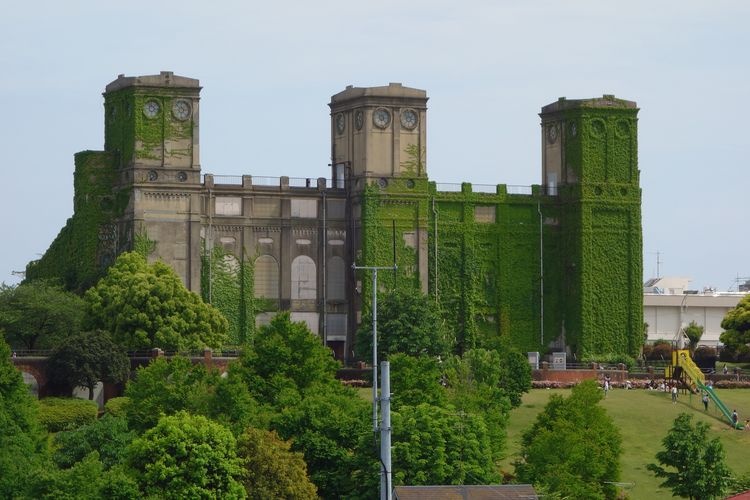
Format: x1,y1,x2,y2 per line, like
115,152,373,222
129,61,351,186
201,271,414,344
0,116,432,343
329,83,428,187
329,83,431,303
103,72,204,291
540,96,642,357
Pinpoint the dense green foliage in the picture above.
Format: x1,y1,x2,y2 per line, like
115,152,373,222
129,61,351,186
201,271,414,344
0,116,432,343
515,380,622,499
235,313,368,498
127,412,245,499
124,356,262,433
720,294,750,360
392,403,500,486
0,338,47,498
684,320,704,355
445,347,531,409
0,280,85,349
46,330,129,399
37,397,98,433
104,396,129,417
237,427,318,499
647,412,732,499
53,415,135,469
356,289,451,360
388,353,446,407
28,453,140,500
273,385,370,498
84,252,228,351
238,313,340,404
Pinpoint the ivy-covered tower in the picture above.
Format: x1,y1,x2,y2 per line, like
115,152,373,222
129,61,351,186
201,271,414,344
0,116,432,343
540,96,642,358
329,83,431,298
103,72,204,291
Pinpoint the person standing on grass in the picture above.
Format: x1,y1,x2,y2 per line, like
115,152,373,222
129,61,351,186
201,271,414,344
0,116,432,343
603,377,610,397
702,391,709,411
671,384,678,404
732,409,739,427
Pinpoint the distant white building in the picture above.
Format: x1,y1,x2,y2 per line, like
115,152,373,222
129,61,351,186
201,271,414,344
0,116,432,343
644,277,747,347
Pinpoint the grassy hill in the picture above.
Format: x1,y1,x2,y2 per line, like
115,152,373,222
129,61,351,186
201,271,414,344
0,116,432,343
501,387,750,499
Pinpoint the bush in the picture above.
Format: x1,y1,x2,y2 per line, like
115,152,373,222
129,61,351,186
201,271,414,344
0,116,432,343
38,398,98,432
103,397,129,417
646,343,673,361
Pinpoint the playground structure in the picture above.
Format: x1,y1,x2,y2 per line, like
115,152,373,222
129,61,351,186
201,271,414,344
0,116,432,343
666,348,742,429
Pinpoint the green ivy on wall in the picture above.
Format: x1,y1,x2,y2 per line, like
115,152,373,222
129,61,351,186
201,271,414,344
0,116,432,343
200,246,256,345
25,151,127,292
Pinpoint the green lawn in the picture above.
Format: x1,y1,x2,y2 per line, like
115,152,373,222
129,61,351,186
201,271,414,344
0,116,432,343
502,387,750,499
357,385,750,497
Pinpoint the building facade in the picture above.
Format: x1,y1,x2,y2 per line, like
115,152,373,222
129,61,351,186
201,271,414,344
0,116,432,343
644,277,746,347
28,72,643,362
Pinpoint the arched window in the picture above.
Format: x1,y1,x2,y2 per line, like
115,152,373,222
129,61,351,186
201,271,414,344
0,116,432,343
254,255,279,298
327,256,346,301
291,255,317,299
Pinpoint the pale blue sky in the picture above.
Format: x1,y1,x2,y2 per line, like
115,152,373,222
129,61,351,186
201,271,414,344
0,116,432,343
1,1,748,290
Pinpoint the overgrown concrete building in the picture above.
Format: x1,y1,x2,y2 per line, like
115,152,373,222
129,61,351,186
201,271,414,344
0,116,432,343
28,72,643,362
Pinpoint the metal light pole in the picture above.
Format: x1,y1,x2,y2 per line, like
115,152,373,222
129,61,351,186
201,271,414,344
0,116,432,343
352,263,396,500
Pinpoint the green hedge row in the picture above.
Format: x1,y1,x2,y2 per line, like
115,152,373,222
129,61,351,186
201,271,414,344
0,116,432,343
38,397,98,432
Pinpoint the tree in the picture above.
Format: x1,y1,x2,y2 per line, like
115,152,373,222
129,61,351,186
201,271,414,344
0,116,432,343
388,353,446,408
0,337,48,498
272,384,371,499
27,452,140,500
124,356,263,433
684,320,704,355
84,252,228,351
355,289,452,361
445,347,531,409
236,428,317,499
237,312,340,405
394,403,499,486
515,380,622,499
53,414,135,470
0,280,84,349
720,294,750,360
127,412,245,499
647,412,732,499
46,330,129,400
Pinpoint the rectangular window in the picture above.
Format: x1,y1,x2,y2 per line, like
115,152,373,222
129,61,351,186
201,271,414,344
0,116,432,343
215,196,242,216
474,205,496,223
291,199,318,218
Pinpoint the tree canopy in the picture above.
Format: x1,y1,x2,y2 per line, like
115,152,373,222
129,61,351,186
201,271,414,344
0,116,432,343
124,356,263,433
0,338,47,498
355,289,452,361
647,412,732,499
720,294,750,360
127,412,245,499
46,330,129,400
236,427,317,500
0,280,84,350
84,252,228,351
515,380,622,499
237,312,340,405
684,320,704,355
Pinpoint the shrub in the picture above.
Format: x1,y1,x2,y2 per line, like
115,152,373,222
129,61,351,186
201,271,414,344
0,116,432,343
694,346,717,359
104,397,129,417
647,343,673,361
38,398,98,432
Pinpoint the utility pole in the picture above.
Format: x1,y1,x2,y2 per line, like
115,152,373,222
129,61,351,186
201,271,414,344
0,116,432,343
352,263,396,500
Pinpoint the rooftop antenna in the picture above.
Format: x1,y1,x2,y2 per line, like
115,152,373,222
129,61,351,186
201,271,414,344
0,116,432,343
647,251,663,279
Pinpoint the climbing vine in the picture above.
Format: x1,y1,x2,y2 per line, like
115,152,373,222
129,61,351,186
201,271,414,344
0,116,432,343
200,246,257,346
